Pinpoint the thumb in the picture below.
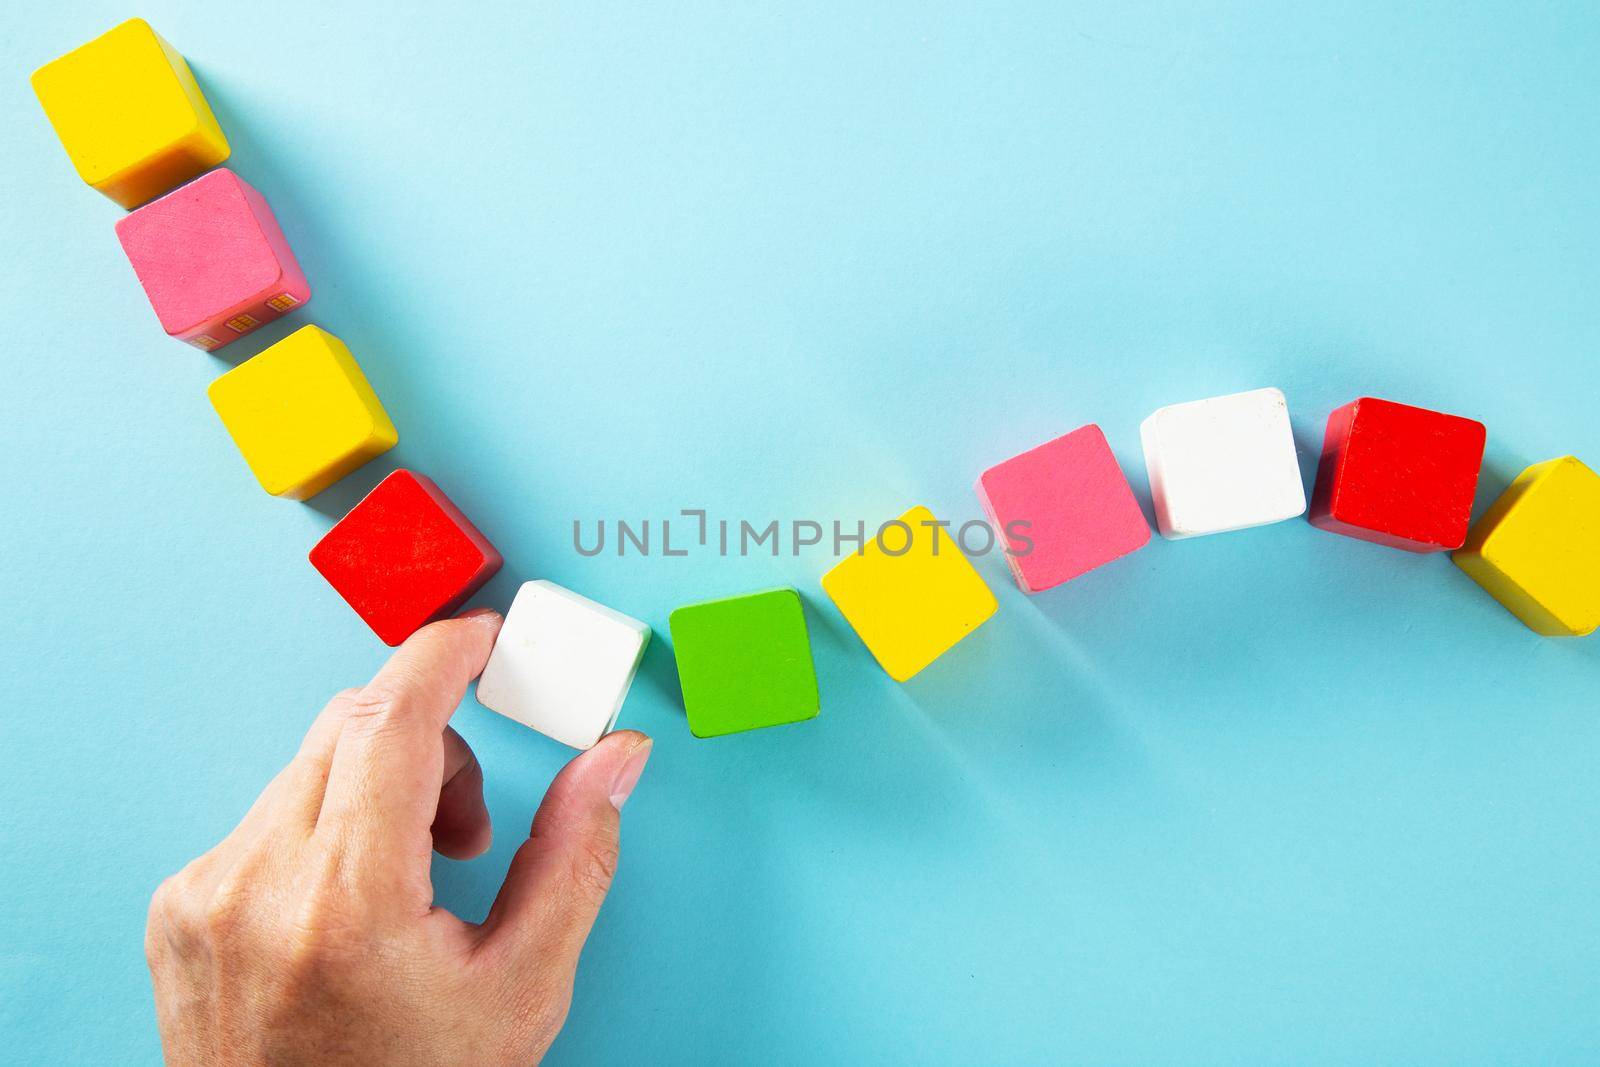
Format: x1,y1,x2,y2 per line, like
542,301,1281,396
479,731,652,978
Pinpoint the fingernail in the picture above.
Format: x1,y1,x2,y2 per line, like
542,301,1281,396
609,740,652,810
460,607,502,623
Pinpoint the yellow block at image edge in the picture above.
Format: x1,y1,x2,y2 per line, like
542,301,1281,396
1453,456,1600,637
208,326,398,501
31,18,229,208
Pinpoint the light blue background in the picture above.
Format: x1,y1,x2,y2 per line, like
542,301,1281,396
3,3,1597,1063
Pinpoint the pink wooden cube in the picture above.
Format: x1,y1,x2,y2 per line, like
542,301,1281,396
115,168,310,351
976,424,1151,593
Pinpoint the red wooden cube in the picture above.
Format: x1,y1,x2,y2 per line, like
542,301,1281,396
310,470,502,645
1309,397,1486,552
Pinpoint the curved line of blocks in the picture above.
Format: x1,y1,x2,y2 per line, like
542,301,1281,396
32,19,1600,752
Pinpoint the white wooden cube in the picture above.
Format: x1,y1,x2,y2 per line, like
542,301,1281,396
1139,386,1307,539
477,580,651,749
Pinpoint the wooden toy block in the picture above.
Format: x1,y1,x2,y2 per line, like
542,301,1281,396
31,18,229,208
1452,456,1600,637
477,581,651,749
975,424,1150,593
668,588,819,738
207,326,397,500
309,470,502,646
820,506,998,682
1309,397,1486,552
1140,387,1306,539
115,169,309,350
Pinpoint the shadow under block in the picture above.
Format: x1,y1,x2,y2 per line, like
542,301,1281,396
668,588,819,738
975,424,1150,593
31,18,229,208
1309,397,1486,552
116,169,310,350
1140,387,1306,539
1452,456,1600,637
477,581,651,750
821,506,998,682
310,470,503,646
207,326,397,500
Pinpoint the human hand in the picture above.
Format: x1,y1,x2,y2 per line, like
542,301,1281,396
145,610,653,1065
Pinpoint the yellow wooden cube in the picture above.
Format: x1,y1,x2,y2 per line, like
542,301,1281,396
31,18,230,208
1452,456,1600,637
207,326,398,500
821,506,998,681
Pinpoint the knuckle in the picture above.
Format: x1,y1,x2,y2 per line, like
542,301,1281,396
282,861,362,971
318,687,365,720
147,857,231,960
328,687,412,748
152,867,204,932
149,872,182,915
146,874,189,958
508,980,572,1051
569,831,620,904
201,878,252,942
340,685,405,722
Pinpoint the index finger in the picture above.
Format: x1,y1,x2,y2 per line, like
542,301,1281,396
315,611,502,882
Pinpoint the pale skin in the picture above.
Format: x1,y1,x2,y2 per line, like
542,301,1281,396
145,609,652,1065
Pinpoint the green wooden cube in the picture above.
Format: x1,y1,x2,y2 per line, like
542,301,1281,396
668,587,820,737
